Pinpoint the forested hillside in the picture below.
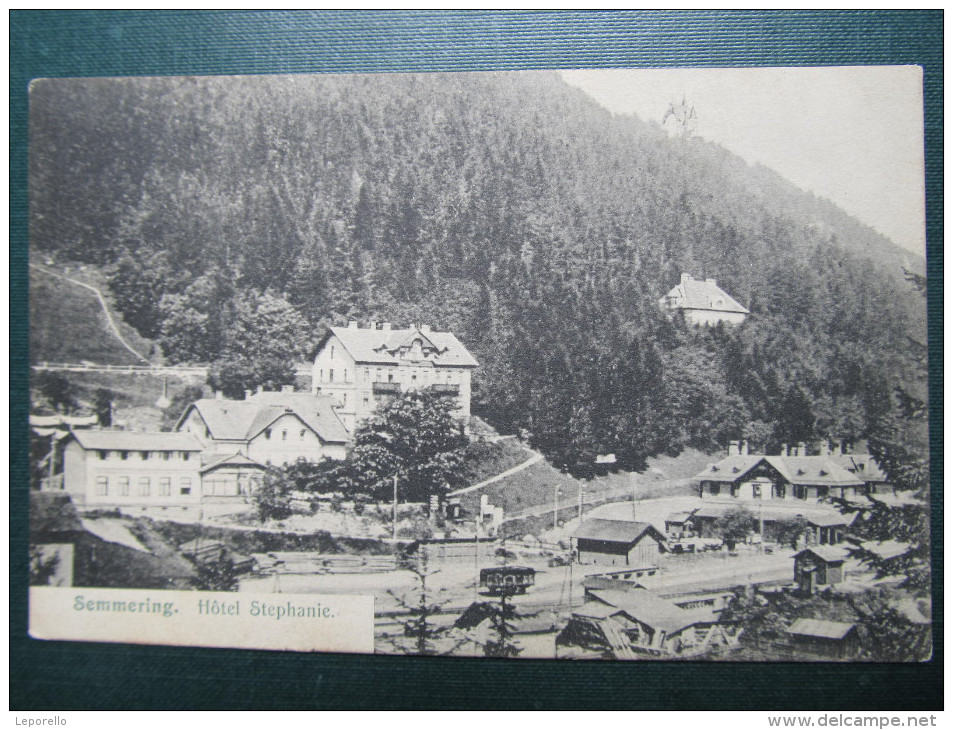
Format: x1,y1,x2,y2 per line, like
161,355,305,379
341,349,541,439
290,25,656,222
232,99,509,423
29,72,927,471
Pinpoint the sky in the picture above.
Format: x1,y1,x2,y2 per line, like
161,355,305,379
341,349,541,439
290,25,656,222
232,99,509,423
561,67,926,257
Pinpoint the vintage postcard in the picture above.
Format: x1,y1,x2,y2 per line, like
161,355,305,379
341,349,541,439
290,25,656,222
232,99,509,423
28,67,930,661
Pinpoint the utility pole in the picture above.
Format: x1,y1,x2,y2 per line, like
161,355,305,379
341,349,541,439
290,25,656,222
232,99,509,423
392,473,399,540
632,475,638,521
474,520,480,600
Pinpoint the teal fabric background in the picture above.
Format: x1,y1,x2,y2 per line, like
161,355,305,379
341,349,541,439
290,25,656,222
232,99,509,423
10,10,943,710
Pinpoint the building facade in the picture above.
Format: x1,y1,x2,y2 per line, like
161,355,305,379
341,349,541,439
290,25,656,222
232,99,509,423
176,388,350,466
659,273,749,326
311,321,479,432
61,430,203,509
573,519,667,567
56,388,350,513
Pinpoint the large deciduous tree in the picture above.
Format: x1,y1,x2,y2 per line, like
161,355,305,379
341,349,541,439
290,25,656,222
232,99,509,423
347,388,469,505
713,505,756,551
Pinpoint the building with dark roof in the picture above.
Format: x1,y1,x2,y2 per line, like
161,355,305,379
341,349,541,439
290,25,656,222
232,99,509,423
659,273,749,327
794,546,851,594
311,321,479,431
785,618,859,659
573,519,667,567
557,587,737,658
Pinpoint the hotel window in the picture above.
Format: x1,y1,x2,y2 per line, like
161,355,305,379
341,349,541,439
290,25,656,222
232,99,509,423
120,451,129,461
158,477,171,496
138,477,151,496
330,346,335,359
364,368,370,380
179,477,192,495
98,450,108,460
161,452,171,461
776,484,786,499
182,452,190,461
118,477,130,496
794,485,807,500
343,393,347,407
752,484,762,499
95,476,108,495
282,430,288,441
344,369,348,382
140,451,150,460
264,428,272,440
363,395,370,407
299,429,306,440
320,368,324,382
329,369,334,382
817,486,829,498
388,372,394,382
709,484,720,496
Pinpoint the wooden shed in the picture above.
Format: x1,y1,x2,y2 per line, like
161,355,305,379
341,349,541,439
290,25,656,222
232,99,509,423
573,519,666,567
793,546,850,594
786,618,859,659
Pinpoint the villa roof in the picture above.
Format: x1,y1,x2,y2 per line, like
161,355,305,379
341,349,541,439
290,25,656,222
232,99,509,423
199,452,271,474
181,392,349,444
696,455,865,487
830,454,888,483
69,430,202,452
322,325,479,368
660,275,749,315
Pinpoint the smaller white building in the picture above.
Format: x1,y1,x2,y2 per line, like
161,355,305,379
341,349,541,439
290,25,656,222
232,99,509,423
60,430,203,509
659,273,749,326
176,388,350,466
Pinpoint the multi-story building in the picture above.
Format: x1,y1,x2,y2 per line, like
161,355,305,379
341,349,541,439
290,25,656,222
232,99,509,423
311,321,479,432
60,429,203,510
659,273,749,326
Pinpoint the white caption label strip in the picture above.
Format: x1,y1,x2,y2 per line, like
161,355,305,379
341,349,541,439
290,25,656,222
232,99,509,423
30,587,375,654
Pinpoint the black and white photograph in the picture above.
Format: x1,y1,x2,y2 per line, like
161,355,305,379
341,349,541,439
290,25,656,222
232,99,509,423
27,67,930,662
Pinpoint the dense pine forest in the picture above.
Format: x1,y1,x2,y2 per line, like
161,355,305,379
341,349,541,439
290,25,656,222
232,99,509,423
29,71,927,471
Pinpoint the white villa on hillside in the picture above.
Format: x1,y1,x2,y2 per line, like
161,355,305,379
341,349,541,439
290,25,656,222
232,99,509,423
312,321,479,431
659,273,749,326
